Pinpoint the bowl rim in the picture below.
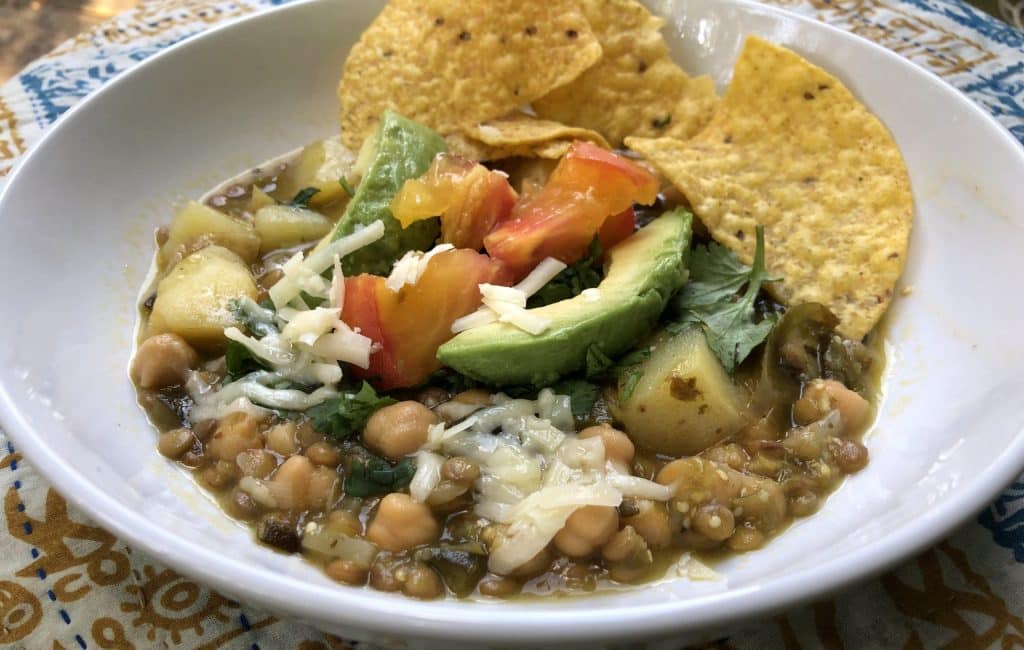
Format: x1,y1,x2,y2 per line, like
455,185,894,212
2,0,1024,644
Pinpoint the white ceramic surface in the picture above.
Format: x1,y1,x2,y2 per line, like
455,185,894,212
0,0,1022,646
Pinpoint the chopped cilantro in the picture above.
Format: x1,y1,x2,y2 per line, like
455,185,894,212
306,381,397,440
549,379,600,418
527,238,603,308
344,456,416,497
584,344,615,378
338,177,355,197
225,340,268,381
288,186,320,208
299,290,327,309
672,226,779,372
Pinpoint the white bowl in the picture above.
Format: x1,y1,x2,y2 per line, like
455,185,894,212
1,0,1023,646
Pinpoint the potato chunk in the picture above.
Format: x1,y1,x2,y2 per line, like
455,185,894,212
148,245,257,348
612,327,749,455
274,136,356,207
159,201,260,268
253,205,333,254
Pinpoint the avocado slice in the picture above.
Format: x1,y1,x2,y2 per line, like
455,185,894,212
320,110,446,275
437,209,693,386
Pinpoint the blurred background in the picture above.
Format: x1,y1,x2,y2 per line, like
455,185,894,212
0,0,1019,83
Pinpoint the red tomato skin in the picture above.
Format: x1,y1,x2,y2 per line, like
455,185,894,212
483,142,658,278
341,250,511,390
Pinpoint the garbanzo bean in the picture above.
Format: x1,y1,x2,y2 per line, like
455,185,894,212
201,460,239,489
803,379,870,433
363,401,439,460
553,505,619,557
157,428,195,459
269,455,313,511
130,333,198,389
235,449,276,478
441,456,480,484
478,575,521,597
265,421,298,456
834,438,869,473
305,441,342,466
623,500,671,549
208,412,264,461
365,493,439,552
578,425,635,468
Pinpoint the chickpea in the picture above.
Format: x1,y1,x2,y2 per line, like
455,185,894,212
305,441,342,466
326,559,368,586
553,506,619,557
130,333,198,389
157,428,195,459
602,525,649,563
692,504,735,541
266,421,299,456
363,401,439,460
208,412,264,461
804,379,870,433
834,439,869,473
704,443,749,471
235,449,276,479
295,419,325,448
269,455,313,511
578,425,635,469
402,563,444,599
365,493,439,552
623,500,671,549
441,457,480,484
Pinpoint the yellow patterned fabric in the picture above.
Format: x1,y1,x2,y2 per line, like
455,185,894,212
1,0,1023,647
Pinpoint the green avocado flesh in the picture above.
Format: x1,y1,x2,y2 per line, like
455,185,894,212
437,209,693,386
324,110,446,275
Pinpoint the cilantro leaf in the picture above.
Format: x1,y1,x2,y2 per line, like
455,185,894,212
344,456,416,497
549,379,600,418
225,340,268,381
674,226,780,372
585,344,615,378
288,186,320,208
611,347,652,403
306,381,397,440
338,177,355,197
527,238,603,309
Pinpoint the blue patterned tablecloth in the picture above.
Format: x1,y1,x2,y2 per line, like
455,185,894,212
0,0,1022,647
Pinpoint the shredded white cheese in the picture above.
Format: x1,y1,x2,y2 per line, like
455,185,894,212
513,257,567,296
451,257,566,335
281,307,342,346
311,327,373,369
269,220,385,309
385,244,454,292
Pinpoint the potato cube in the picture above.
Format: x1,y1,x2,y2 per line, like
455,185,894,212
274,135,356,207
253,205,332,254
159,201,261,268
148,245,257,348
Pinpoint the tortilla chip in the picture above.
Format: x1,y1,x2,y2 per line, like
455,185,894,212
339,0,603,150
533,0,718,147
468,112,610,149
626,36,913,340
445,113,607,162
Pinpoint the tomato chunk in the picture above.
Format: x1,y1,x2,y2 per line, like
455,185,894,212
598,207,637,252
341,249,510,389
483,141,658,278
390,154,517,250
